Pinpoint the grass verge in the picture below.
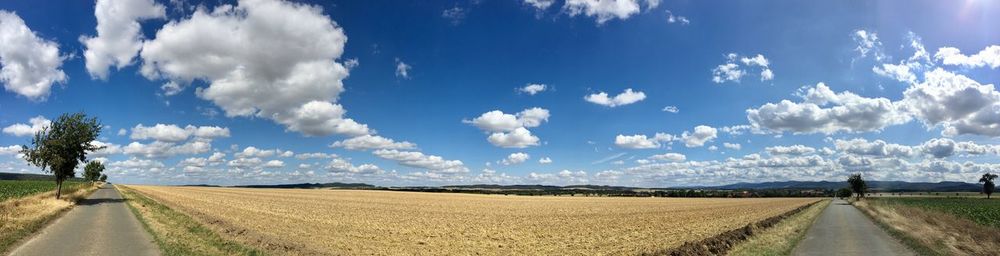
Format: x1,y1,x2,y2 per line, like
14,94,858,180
728,199,831,256
116,185,265,256
854,198,1000,255
647,199,823,255
0,182,100,254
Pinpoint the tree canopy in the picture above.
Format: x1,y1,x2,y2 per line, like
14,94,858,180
847,173,866,200
21,112,103,199
84,160,105,182
980,173,997,199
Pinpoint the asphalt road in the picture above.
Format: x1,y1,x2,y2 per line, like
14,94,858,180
791,199,913,256
8,184,159,256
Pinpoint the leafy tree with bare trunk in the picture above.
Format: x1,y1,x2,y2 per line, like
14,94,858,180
837,188,853,200
21,113,103,199
84,160,104,182
981,173,997,199
848,173,866,200
99,174,107,182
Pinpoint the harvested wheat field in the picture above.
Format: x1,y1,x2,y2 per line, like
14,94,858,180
127,185,818,255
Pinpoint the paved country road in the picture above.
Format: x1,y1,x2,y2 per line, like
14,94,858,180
8,184,159,256
791,199,913,256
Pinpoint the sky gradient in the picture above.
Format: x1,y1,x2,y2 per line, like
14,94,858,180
2,0,1000,186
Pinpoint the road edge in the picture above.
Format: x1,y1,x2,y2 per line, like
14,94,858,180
1,183,102,255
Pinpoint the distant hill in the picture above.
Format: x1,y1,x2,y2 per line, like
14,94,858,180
235,182,377,189
707,180,981,192
0,172,86,181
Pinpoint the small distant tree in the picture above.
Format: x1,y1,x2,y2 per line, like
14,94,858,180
21,113,103,199
980,173,997,199
83,161,104,182
848,173,867,200
99,174,107,182
837,188,853,200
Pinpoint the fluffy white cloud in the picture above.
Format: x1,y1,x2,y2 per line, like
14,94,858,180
747,83,910,134
523,0,556,10
89,141,122,157
501,152,530,165
766,145,816,155
902,68,1000,137
681,125,717,147
263,160,285,168
330,135,416,151
138,0,367,137
110,157,164,169
649,152,685,162
834,138,914,158
327,158,382,174
563,0,659,24
935,45,1000,69
723,142,741,151
615,134,670,149
130,124,230,142
80,0,165,80
295,152,335,159
519,83,547,95
207,152,226,162
0,11,67,100
585,88,646,107
235,146,277,158
373,149,468,174
3,116,50,137
712,53,773,83
123,140,211,158
0,145,20,155
466,108,550,132
487,127,540,148
538,157,552,164
467,108,549,148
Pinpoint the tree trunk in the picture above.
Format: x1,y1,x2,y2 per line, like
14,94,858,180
56,180,62,199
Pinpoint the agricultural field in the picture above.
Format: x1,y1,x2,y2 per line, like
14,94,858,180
856,197,1000,255
869,197,1000,228
0,180,85,202
127,185,818,255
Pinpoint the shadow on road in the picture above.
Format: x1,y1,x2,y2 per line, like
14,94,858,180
77,198,125,206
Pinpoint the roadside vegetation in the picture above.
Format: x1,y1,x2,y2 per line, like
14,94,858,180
728,199,831,256
853,172,1000,255
0,181,99,253
117,185,264,256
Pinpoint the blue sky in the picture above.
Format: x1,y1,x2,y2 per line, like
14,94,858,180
2,0,1000,186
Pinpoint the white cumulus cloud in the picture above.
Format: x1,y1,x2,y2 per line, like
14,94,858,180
0,11,67,100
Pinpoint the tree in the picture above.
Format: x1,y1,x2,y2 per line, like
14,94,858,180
83,161,104,182
980,173,997,199
837,188,853,200
99,174,107,182
21,113,103,199
847,173,867,200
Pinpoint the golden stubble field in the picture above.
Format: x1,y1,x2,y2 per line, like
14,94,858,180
127,185,818,255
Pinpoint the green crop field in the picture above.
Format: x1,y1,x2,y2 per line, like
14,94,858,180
873,197,1000,228
0,180,86,202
